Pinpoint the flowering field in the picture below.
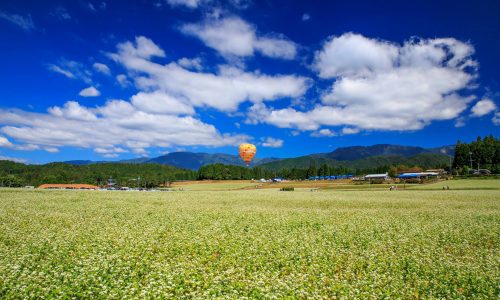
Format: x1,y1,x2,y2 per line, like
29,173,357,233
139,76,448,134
0,187,499,298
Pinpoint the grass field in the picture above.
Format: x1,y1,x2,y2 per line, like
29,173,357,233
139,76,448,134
0,180,499,298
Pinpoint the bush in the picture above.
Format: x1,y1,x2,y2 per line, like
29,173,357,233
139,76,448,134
280,187,294,191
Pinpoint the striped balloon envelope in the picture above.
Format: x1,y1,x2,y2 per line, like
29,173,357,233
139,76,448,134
238,143,257,166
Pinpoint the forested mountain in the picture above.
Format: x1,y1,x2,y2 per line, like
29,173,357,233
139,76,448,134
61,144,455,170
258,153,451,172
147,152,281,169
325,144,432,161
65,152,281,169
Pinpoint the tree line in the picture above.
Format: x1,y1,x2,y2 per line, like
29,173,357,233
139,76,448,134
453,135,500,174
0,161,196,188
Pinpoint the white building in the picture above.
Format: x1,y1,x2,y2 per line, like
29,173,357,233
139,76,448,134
364,173,390,181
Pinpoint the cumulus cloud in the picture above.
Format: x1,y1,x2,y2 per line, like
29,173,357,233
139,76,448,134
311,129,336,137
93,62,111,75
0,12,35,31
48,101,97,121
470,98,497,117
0,97,249,157
181,16,297,59
261,137,283,148
249,34,477,132
79,86,101,97
177,57,203,71
131,91,194,115
109,36,308,112
0,136,13,148
314,33,398,78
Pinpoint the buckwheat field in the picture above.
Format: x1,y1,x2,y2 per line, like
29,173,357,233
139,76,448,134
0,182,499,298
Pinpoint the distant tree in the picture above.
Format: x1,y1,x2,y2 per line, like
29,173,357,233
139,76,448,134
388,166,398,178
453,141,470,169
0,174,23,187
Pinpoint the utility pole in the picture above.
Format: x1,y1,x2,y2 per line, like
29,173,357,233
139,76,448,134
469,152,473,169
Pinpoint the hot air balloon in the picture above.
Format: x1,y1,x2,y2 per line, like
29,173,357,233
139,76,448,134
239,143,256,166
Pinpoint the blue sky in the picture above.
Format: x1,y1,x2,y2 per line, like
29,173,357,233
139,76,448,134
0,0,499,164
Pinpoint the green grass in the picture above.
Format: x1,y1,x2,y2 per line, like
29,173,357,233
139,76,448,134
0,184,499,298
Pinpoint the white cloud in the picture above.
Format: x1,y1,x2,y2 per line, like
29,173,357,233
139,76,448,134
261,137,283,148
116,74,131,87
93,62,111,75
470,98,497,117
166,0,202,8
0,12,35,31
47,65,75,79
48,101,97,121
94,147,127,157
47,59,92,83
311,129,336,137
131,91,194,115
110,36,308,112
164,0,250,9
302,14,310,21
79,86,101,97
341,127,360,135
249,34,477,132
0,136,13,148
177,57,203,71
181,16,297,60
16,144,40,151
314,32,398,78
116,36,165,59
44,147,59,153
493,112,500,126
0,155,27,163
0,99,249,155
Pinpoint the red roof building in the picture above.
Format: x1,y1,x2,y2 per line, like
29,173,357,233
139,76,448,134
38,184,99,190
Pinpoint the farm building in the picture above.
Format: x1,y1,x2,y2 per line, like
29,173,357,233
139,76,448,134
398,172,439,179
364,173,390,181
38,184,99,190
308,174,353,180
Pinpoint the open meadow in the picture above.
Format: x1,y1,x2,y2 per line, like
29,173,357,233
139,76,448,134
0,180,499,298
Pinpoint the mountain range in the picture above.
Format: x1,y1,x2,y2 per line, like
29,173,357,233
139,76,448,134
63,144,455,171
